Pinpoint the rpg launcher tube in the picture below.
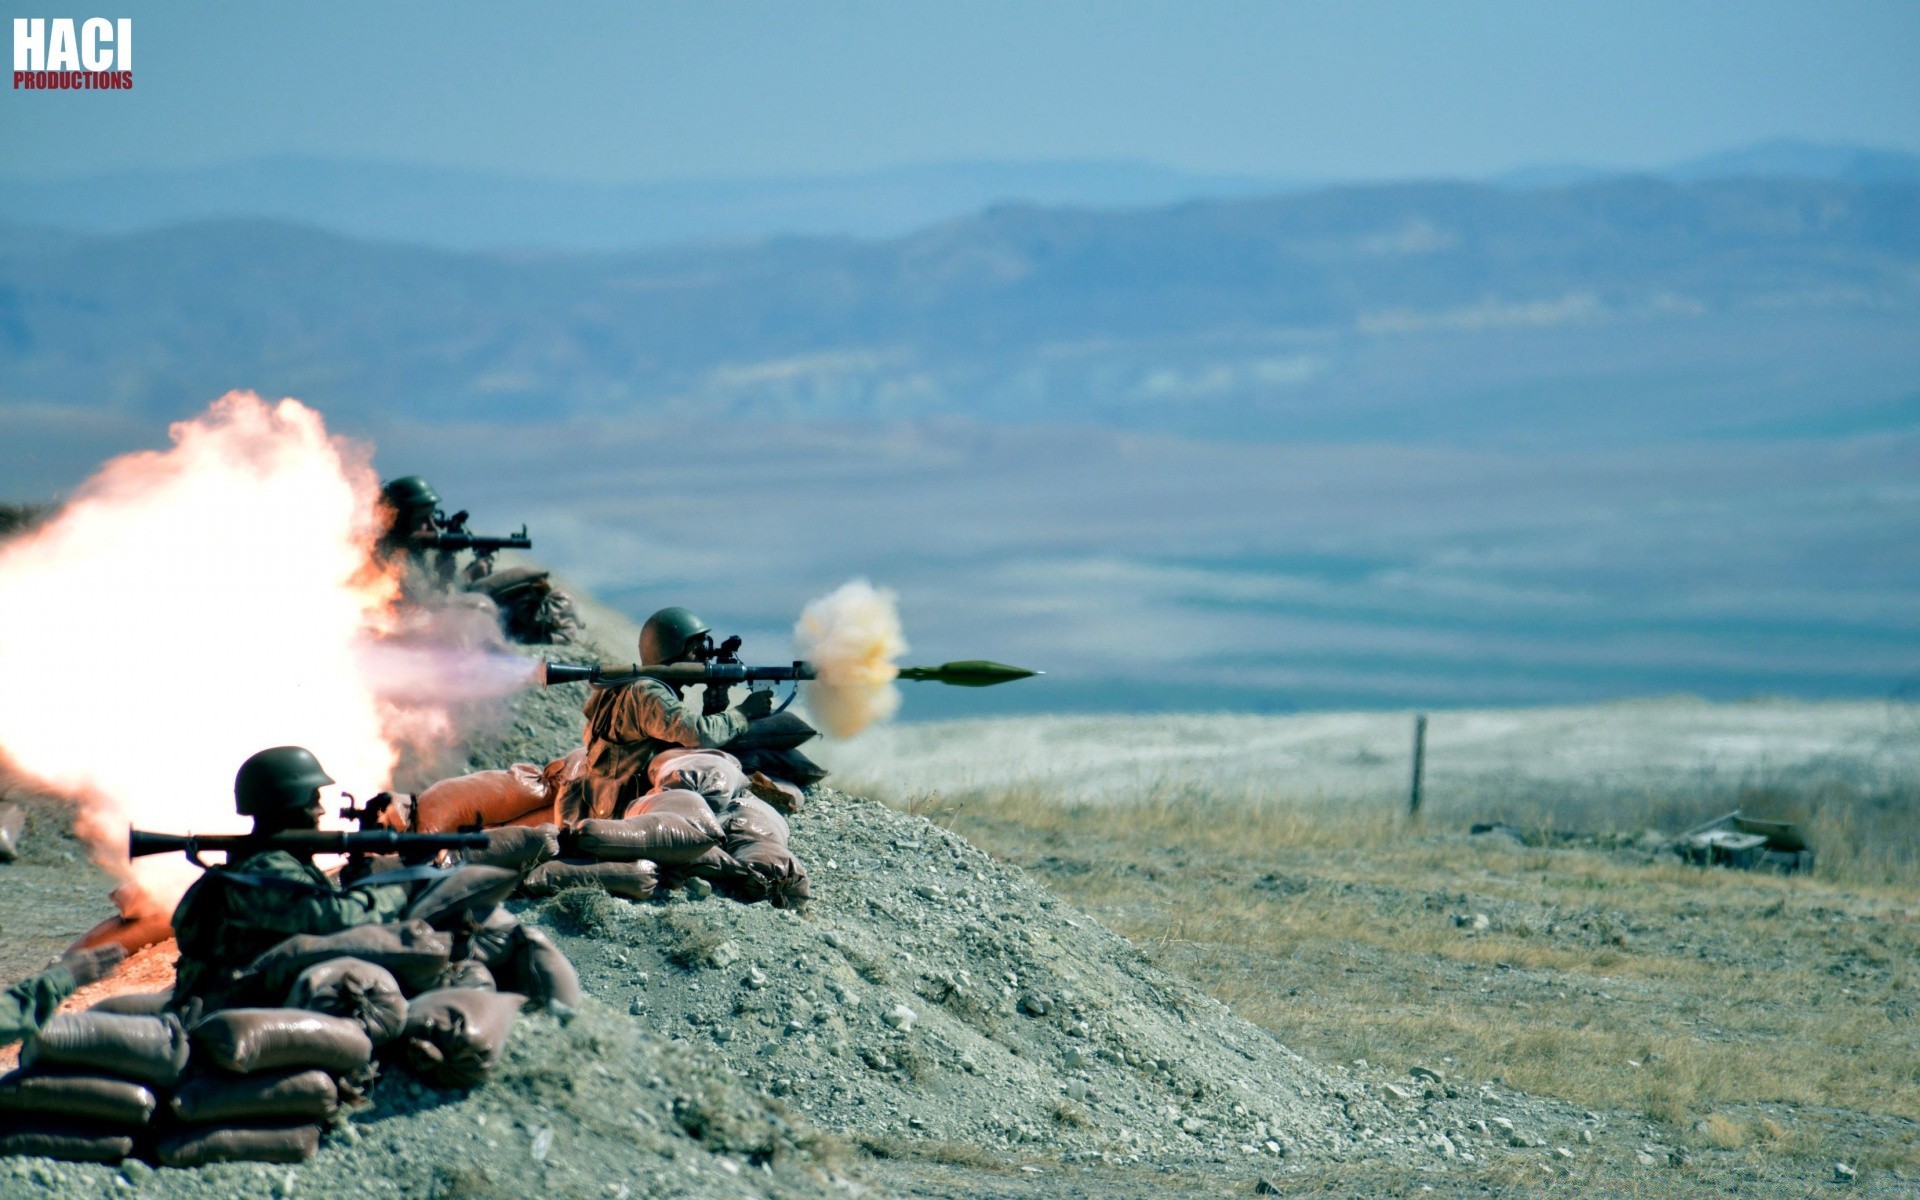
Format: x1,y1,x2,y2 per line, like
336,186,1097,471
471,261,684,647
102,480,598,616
128,829,491,860
422,527,532,553
542,659,1040,689
542,661,814,688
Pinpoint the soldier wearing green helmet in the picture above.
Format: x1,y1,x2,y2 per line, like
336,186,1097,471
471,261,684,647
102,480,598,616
168,746,413,1014
574,607,776,820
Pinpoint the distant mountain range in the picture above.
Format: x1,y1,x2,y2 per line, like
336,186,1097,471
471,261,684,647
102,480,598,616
2,174,1916,447
1,139,1915,252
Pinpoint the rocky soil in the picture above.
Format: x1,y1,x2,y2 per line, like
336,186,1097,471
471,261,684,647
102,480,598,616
3,610,1909,1196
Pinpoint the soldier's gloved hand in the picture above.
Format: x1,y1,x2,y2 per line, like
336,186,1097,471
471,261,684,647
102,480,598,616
736,689,777,721
58,944,126,988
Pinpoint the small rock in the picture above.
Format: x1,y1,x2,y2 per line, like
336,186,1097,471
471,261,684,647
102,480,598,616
883,1003,917,1031
629,998,645,1015
1472,913,1491,931
530,1127,553,1163
1834,1162,1857,1184
1491,1117,1514,1131
1554,1147,1574,1160
1635,1152,1658,1167
744,967,768,989
1018,993,1054,1016
1409,1065,1444,1084
708,941,740,968
1382,1083,1415,1101
1254,1180,1281,1195
1579,1129,1593,1144
1064,1048,1088,1070
684,877,713,900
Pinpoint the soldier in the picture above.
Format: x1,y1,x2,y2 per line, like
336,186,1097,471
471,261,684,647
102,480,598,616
0,945,124,1046
169,747,413,1014
574,607,775,820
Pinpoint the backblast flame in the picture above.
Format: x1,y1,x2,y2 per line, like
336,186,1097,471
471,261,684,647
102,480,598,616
795,579,906,738
0,392,526,911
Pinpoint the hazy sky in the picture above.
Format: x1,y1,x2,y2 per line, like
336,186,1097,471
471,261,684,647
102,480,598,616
2,0,1916,183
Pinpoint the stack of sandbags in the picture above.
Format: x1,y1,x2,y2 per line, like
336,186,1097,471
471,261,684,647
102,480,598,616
528,749,811,905
159,1008,371,1166
0,1011,188,1162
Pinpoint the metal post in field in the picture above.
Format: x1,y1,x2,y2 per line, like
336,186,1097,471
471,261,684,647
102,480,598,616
1409,712,1428,818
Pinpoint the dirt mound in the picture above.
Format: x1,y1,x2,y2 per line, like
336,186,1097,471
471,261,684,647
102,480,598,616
507,784,1392,1172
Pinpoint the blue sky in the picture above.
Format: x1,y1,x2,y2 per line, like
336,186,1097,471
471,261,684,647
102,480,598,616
3,0,1917,182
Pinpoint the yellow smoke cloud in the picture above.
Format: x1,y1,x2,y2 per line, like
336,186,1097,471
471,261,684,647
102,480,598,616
795,579,905,738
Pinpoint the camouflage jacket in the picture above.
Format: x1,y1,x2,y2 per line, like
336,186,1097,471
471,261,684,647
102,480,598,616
0,963,75,1047
169,850,411,1009
578,679,746,818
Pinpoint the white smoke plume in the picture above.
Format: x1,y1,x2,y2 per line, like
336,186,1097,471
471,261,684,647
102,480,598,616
0,392,533,908
795,579,906,738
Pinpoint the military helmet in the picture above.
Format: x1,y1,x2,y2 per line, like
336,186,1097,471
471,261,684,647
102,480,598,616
640,607,710,665
234,746,335,817
381,476,440,512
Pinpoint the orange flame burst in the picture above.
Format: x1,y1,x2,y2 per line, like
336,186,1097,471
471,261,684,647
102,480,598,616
0,392,516,910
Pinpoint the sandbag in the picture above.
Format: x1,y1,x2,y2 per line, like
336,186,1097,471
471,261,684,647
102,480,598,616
504,928,581,1013
286,958,408,1043
463,824,559,870
734,746,828,786
405,865,521,928
521,858,657,901
0,1120,133,1162
88,989,172,1015
169,1069,338,1125
747,771,805,814
192,1009,372,1076
155,1122,320,1167
0,1070,156,1126
401,989,524,1088
648,748,747,804
724,711,819,752
569,790,721,864
434,959,496,991
723,794,791,845
465,905,521,967
251,920,451,995
676,844,755,887
21,1012,189,1087
0,803,22,863
730,838,812,908
414,765,548,833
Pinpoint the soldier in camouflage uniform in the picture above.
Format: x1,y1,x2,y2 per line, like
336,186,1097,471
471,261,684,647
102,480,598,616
0,945,123,1046
169,747,413,1014
573,607,775,820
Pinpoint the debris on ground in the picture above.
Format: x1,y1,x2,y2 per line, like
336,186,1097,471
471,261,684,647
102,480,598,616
1675,810,1815,873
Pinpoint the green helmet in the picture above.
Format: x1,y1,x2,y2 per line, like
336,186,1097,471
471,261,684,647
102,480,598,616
381,476,440,513
234,746,335,817
640,607,710,665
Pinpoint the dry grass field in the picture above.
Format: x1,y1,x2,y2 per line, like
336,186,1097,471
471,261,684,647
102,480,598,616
867,773,1919,1193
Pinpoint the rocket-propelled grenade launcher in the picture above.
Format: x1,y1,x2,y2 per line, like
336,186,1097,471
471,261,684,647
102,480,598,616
539,659,1041,690
129,829,490,867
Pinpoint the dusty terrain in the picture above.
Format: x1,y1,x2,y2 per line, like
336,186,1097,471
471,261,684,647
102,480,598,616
2,642,1915,1196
